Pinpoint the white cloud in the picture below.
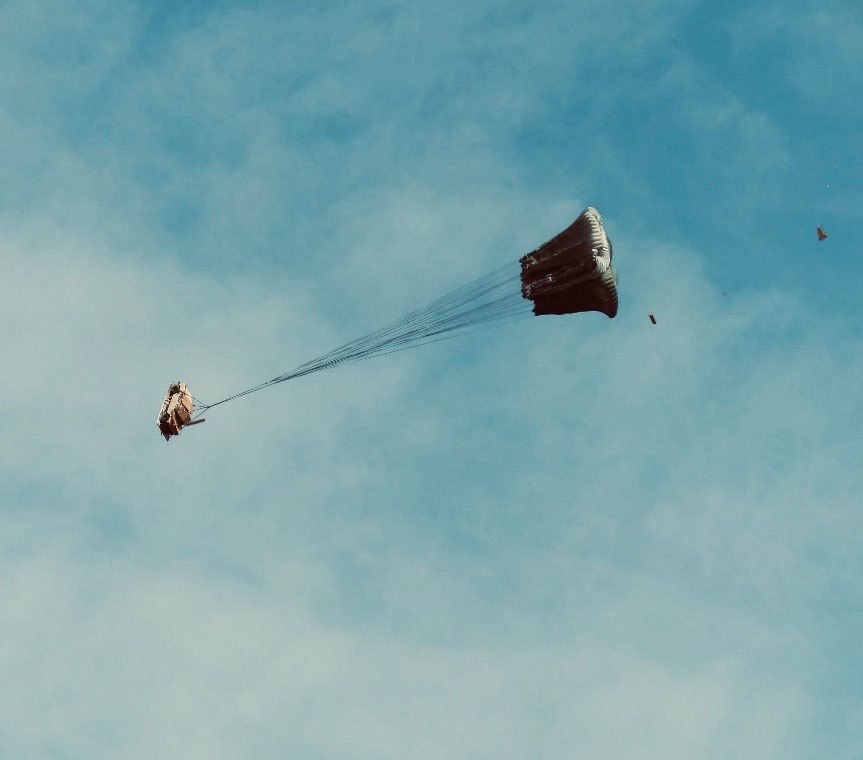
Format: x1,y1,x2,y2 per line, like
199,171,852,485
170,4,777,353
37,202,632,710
3,215,859,756
1,0,861,757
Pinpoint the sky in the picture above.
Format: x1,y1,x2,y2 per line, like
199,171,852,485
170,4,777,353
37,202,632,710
1,0,862,757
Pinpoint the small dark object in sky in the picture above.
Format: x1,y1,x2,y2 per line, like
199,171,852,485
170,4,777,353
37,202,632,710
648,314,656,324
817,226,828,241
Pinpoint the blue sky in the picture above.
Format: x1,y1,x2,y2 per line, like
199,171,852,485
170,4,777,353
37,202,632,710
1,0,861,757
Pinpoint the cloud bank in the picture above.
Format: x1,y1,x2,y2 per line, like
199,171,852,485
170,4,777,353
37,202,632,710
1,0,861,757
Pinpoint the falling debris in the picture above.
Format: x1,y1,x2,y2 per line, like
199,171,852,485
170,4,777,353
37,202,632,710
817,226,828,241
648,314,657,324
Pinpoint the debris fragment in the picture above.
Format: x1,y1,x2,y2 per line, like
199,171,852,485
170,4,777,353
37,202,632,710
648,314,656,324
817,226,828,241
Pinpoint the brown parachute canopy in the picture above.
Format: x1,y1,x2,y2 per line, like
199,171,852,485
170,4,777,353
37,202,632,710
184,207,618,421
520,206,617,318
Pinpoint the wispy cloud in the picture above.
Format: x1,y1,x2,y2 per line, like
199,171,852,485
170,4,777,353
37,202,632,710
1,0,861,757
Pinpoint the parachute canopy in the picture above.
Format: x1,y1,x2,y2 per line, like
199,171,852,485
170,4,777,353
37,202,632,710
520,206,618,318
165,206,617,433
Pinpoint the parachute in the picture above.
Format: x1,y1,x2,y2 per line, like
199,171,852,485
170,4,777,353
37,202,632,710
161,206,617,437
520,207,617,318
